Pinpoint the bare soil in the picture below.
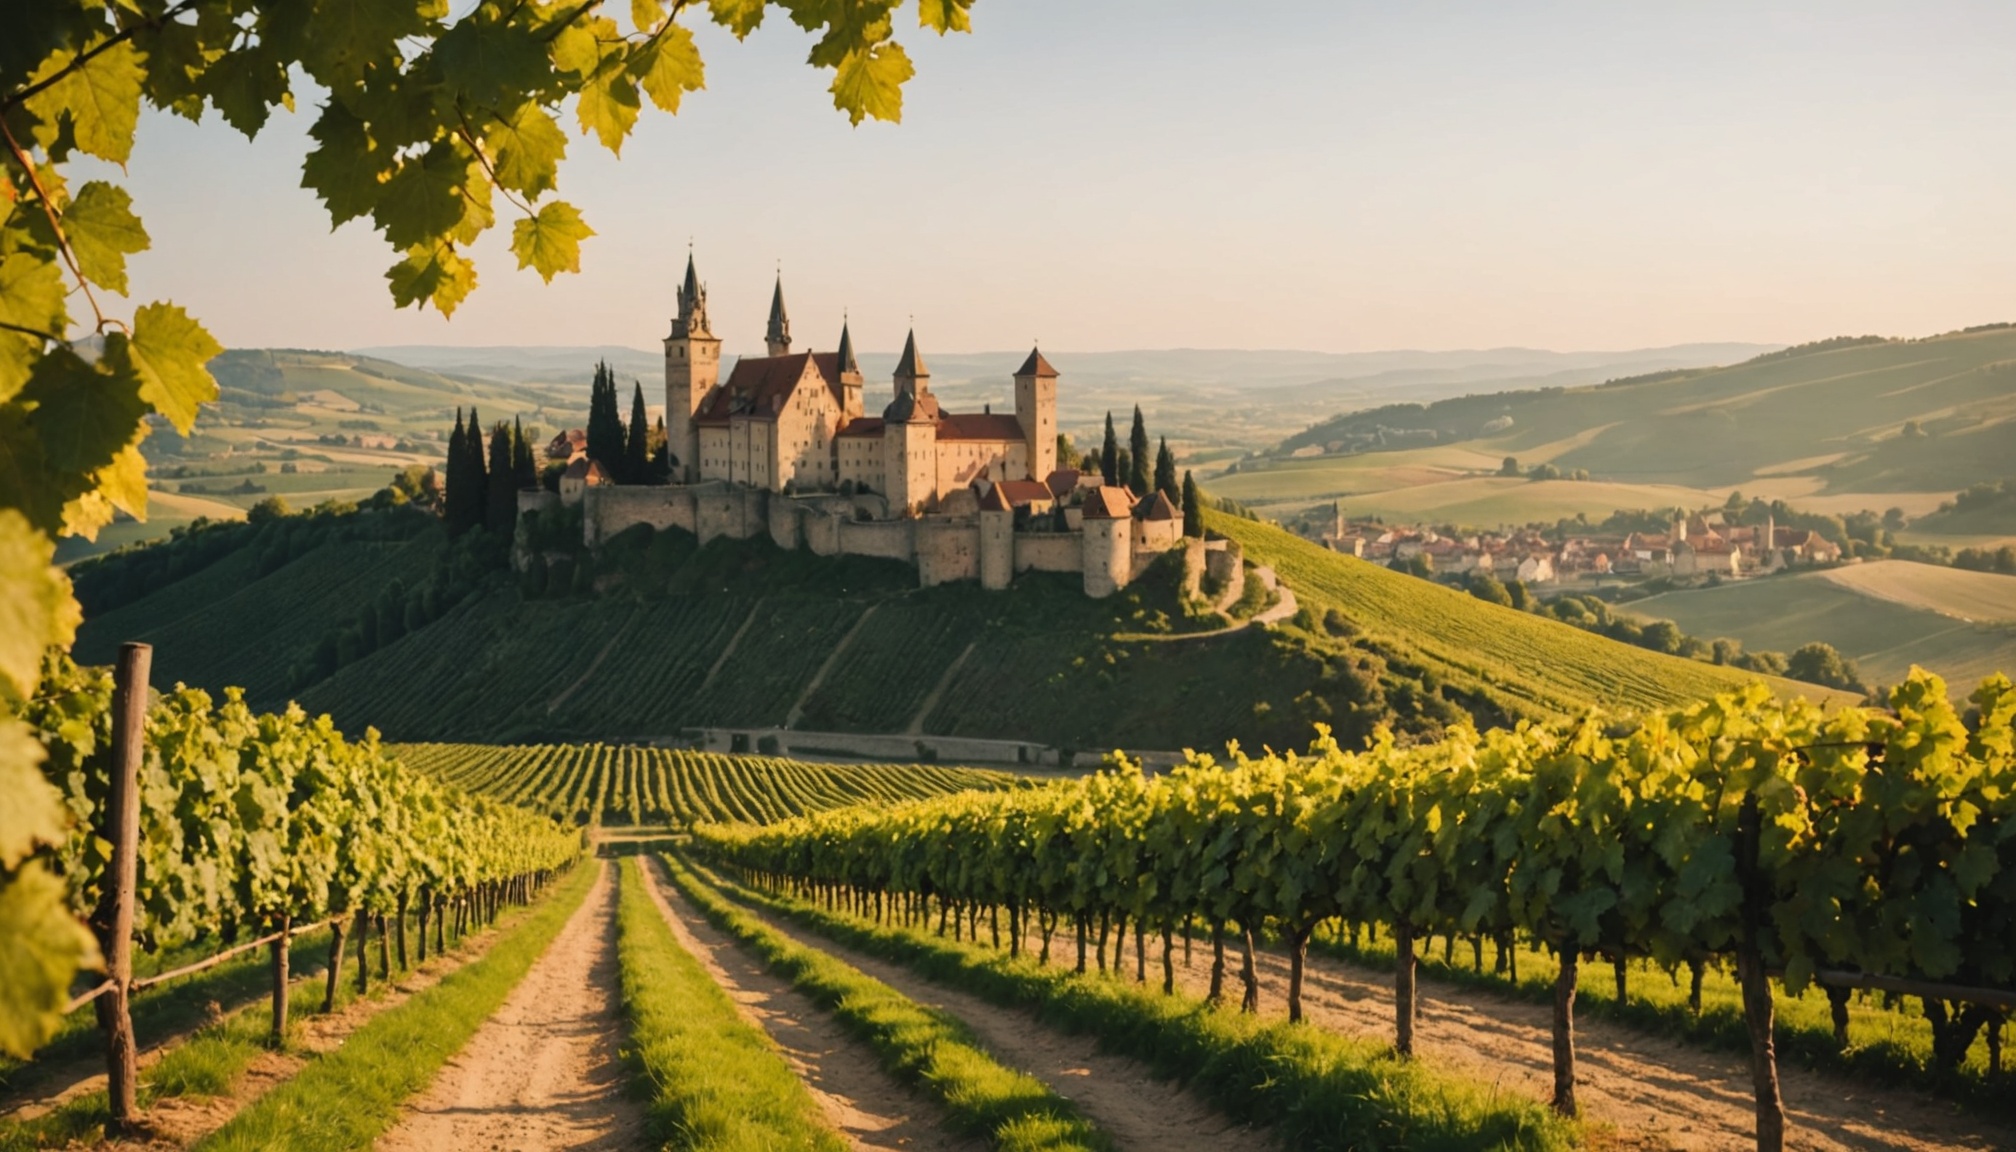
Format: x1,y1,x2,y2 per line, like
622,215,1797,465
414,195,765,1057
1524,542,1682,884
1025,924,2005,1152
637,857,982,1151
729,897,1271,1152
378,861,643,1152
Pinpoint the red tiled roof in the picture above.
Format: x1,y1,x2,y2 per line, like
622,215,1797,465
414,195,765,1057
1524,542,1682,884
1044,468,1082,498
936,412,1026,441
1081,486,1134,520
694,352,841,426
1136,492,1178,521
562,458,609,483
977,484,1011,512
836,416,885,438
993,479,1053,507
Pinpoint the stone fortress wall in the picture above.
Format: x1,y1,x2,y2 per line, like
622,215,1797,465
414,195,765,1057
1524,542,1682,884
524,479,1183,597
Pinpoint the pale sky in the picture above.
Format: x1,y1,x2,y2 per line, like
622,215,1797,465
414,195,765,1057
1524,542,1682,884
103,0,2016,356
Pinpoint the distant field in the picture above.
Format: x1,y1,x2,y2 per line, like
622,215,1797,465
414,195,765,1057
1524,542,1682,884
1815,561,2016,623
1627,568,2016,693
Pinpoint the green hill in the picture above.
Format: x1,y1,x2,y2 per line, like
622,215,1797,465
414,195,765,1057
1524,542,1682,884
1623,562,2016,694
1238,325,2016,519
72,503,1857,759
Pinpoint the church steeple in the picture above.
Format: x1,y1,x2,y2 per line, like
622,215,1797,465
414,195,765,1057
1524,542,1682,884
673,251,710,338
836,318,859,376
765,274,791,356
893,328,929,396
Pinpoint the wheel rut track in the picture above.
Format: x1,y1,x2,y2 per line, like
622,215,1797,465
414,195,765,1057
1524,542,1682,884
636,857,981,1151
378,861,642,1152
719,890,1272,1152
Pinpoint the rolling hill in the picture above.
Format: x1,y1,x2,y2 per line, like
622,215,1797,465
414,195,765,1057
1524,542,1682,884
73,503,1857,762
1225,325,2016,530
1624,561,2016,693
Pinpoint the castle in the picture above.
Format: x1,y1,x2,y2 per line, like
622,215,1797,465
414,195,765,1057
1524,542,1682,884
529,255,1186,597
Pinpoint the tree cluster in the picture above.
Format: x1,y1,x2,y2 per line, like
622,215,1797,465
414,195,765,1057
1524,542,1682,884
1093,406,1182,507
444,409,537,537
585,362,671,485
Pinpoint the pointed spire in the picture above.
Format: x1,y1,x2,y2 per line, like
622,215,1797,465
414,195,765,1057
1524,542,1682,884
765,273,791,355
1015,345,1057,378
674,250,710,338
837,317,860,375
894,328,929,381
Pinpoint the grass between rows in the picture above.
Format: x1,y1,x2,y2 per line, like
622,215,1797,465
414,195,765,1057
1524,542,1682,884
688,859,1577,1152
657,854,1113,1152
613,857,847,1151
191,863,596,1152
1304,927,2009,1118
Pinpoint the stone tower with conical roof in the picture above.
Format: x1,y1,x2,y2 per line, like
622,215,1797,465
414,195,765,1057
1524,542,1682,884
764,274,791,357
836,318,864,420
1013,345,1057,482
665,252,720,483
884,328,939,517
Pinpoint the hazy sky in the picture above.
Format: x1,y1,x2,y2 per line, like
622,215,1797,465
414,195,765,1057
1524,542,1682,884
101,0,2016,356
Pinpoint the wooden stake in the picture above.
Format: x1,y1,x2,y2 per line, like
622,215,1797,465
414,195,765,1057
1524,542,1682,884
93,642,149,1134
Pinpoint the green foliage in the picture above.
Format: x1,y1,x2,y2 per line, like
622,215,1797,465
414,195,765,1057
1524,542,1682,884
395,742,1017,828
1127,406,1150,497
1180,471,1202,539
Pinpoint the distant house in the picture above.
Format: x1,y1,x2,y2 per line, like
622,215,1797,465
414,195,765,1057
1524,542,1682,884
547,428,587,464
559,457,609,505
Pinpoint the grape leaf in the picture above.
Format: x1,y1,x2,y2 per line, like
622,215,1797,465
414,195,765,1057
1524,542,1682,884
25,40,145,163
435,17,552,109
706,0,768,38
21,346,145,476
0,864,102,1060
486,104,568,199
0,720,59,865
122,303,223,436
577,63,642,153
93,439,148,520
830,42,912,126
631,25,705,115
375,144,471,250
0,511,77,700
197,45,293,139
62,182,149,296
386,244,477,316
301,0,436,90
510,201,594,282
919,0,974,34
632,0,666,33
302,103,395,228
0,253,67,404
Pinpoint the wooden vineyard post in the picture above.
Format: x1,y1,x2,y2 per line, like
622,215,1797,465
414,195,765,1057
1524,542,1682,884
270,912,291,1047
1736,793,1787,1152
92,642,149,1134
1393,921,1417,1057
1552,945,1579,1116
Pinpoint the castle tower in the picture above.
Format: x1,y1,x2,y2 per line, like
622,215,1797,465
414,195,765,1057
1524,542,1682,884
765,274,792,357
883,328,939,516
836,318,864,421
893,327,928,400
1080,485,1134,598
664,252,720,483
978,484,1013,591
1013,346,1057,482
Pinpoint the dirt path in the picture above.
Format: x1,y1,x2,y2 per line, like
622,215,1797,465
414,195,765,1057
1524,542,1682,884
1026,926,2002,1152
378,862,643,1152
721,894,1271,1152
637,858,981,1151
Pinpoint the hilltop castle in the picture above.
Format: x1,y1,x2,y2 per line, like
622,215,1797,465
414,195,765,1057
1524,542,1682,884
529,255,1186,597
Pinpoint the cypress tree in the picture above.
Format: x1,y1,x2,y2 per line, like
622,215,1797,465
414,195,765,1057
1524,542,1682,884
486,422,516,534
1099,412,1118,487
1182,470,1204,538
1153,436,1178,505
625,382,649,484
586,361,625,471
512,417,536,489
650,416,671,483
445,409,469,534
1127,405,1150,496
465,405,488,511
